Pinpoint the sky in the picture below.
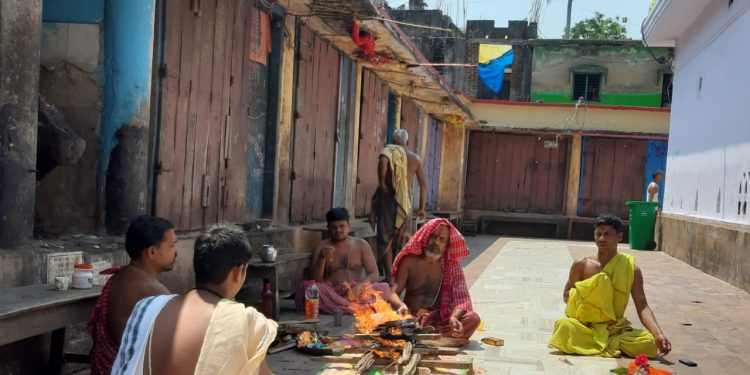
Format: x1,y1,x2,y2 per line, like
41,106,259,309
387,0,652,40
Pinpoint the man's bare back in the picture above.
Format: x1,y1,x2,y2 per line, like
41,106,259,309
397,256,443,313
148,292,213,374
107,266,169,344
405,150,420,183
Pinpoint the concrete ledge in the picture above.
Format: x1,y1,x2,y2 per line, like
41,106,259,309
465,210,567,238
658,213,750,293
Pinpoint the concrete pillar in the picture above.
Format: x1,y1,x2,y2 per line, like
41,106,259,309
273,15,297,225
101,0,156,234
565,134,583,216
437,124,466,212
0,0,42,247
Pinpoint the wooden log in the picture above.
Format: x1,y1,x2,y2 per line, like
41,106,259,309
353,333,441,341
403,353,422,375
267,341,296,354
342,346,459,356
278,319,319,326
398,341,413,365
353,351,375,374
313,356,473,370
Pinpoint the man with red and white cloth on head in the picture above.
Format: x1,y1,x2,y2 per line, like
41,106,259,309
388,218,481,345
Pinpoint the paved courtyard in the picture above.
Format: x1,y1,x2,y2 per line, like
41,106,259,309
268,236,750,374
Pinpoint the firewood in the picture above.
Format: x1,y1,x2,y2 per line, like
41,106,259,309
353,333,441,341
277,319,319,325
353,351,375,374
314,356,473,370
402,353,421,375
343,346,459,356
398,341,413,365
267,341,296,354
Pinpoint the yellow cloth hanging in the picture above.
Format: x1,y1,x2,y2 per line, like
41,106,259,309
478,44,512,65
380,144,411,229
549,253,657,358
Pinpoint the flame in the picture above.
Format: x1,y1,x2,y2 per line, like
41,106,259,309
348,282,412,334
373,349,400,360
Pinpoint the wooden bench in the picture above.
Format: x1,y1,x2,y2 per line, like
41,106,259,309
0,284,102,374
243,252,309,320
481,213,568,238
566,216,630,240
430,211,462,228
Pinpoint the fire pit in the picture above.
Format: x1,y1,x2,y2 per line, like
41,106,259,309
312,284,474,375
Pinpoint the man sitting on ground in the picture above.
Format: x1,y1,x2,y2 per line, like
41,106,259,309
296,207,390,314
89,215,177,375
112,224,277,375
548,213,672,358
388,218,480,345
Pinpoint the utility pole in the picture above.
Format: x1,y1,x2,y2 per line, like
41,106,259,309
564,0,573,38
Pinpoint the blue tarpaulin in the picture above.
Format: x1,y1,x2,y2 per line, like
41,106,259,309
478,50,514,93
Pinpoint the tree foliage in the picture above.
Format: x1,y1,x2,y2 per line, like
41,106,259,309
569,12,629,40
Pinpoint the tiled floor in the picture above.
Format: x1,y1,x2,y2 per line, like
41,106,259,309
267,236,750,374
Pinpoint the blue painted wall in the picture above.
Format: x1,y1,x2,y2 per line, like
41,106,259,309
644,140,668,205
43,0,104,24
247,62,269,219
99,0,156,178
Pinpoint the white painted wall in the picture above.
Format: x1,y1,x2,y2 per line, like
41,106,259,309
41,23,100,72
664,0,750,223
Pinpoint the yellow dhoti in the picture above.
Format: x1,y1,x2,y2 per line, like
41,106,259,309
549,253,657,358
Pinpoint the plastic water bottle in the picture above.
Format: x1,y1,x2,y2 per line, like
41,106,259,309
260,279,273,318
305,281,320,319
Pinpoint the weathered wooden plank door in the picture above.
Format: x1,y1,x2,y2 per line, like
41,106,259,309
464,132,568,214
423,117,443,211
289,25,341,223
354,69,389,217
578,137,648,218
333,56,357,208
399,97,422,153
155,0,250,231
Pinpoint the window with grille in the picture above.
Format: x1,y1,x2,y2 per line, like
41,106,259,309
572,73,602,102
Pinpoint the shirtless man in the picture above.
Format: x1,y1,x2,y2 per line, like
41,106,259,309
371,128,427,283
296,207,390,314
111,224,276,375
549,213,671,358
387,129,428,219
89,215,177,375
388,219,480,343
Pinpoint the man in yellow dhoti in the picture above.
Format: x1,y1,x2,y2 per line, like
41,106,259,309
549,213,672,358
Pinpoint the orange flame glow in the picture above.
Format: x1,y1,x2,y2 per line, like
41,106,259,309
372,349,400,360
348,282,412,334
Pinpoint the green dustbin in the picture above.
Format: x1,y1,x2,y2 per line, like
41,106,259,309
625,201,659,250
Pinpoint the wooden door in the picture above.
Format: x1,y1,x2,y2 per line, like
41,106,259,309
354,69,389,217
399,97,422,153
464,132,569,214
155,0,250,230
578,137,648,218
289,25,341,223
424,117,443,211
